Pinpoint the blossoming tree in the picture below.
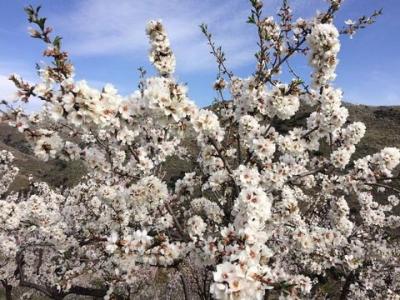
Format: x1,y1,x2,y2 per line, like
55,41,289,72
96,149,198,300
1,0,399,299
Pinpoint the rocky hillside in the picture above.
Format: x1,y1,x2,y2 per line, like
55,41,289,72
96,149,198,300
349,105,400,157
0,123,85,192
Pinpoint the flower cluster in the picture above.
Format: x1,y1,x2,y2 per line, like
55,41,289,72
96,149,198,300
146,20,176,76
307,23,340,86
0,1,398,299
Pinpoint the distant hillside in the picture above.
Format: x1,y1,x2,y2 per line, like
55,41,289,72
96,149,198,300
1,104,399,192
0,123,85,192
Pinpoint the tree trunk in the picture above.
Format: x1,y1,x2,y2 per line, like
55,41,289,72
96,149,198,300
340,271,356,300
1,281,13,300
180,273,190,300
264,290,270,300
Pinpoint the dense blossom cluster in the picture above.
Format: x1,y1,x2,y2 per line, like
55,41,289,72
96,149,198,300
0,1,399,299
307,23,340,87
146,20,176,76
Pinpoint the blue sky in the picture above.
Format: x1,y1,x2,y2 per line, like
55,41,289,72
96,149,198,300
0,0,399,109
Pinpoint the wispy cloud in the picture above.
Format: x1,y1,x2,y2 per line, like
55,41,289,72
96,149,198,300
50,0,279,73
0,60,42,111
0,60,31,101
4,0,394,107
0,74,15,101
50,0,332,74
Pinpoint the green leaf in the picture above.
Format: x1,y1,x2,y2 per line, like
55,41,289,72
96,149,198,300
37,17,46,30
53,36,62,49
247,15,256,24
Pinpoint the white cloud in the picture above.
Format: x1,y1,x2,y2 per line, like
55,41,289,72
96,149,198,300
0,61,26,102
51,0,280,73
0,74,16,102
0,61,42,112
50,0,332,74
